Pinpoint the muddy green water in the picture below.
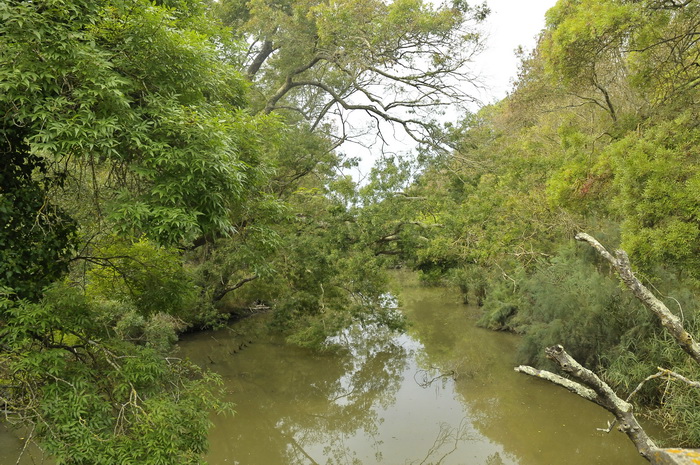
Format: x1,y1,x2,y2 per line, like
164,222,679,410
179,274,648,465
0,274,651,464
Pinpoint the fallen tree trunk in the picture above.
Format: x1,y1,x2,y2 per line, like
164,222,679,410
515,233,700,464
516,346,700,464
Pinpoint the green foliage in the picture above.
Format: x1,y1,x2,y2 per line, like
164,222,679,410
392,0,700,446
543,0,636,84
476,270,525,331
512,245,642,368
262,185,406,348
1,287,231,465
0,0,269,247
0,0,254,461
85,236,197,319
0,135,77,300
607,111,700,275
216,0,487,147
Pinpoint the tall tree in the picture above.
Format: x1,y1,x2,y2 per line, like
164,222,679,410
0,0,262,462
216,0,489,148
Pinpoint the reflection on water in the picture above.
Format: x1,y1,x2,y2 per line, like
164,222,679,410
1,273,649,464
178,272,648,465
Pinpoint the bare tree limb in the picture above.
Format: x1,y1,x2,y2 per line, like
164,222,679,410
575,232,700,365
515,365,597,401
518,345,658,459
627,367,700,404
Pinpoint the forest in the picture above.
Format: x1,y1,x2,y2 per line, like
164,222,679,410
2,0,700,463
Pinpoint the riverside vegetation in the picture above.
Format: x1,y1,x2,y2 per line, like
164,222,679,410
2,0,700,463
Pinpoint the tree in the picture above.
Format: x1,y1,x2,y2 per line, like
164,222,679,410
627,0,700,107
215,0,489,148
541,0,639,122
375,0,700,452
0,0,269,248
185,0,493,346
1,0,259,462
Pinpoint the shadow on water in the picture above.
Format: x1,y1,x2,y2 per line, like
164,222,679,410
178,271,650,465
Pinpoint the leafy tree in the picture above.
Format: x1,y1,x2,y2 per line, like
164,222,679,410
0,0,256,462
608,110,700,276
215,0,489,147
390,0,700,446
1,285,229,465
0,0,267,248
541,0,640,122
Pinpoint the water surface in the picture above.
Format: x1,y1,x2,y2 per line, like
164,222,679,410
179,273,648,465
0,274,651,464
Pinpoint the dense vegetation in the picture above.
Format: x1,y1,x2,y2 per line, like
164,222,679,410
392,0,700,447
0,0,484,462
3,0,700,461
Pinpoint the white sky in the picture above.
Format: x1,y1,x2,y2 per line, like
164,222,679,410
350,0,560,180
474,0,558,103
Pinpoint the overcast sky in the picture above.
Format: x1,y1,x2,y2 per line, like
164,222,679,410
475,0,558,103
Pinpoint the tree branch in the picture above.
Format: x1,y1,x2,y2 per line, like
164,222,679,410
262,56,326,114
213,275,259,302
592,72,617,122
575,232,700,365
518,345,658,459
515,365,597,401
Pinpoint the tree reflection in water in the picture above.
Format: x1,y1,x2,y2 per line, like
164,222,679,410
179,317,413,465
278,324,410,465
408,419,474,465
176,273,647,465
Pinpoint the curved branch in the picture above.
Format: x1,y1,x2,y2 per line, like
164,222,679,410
262,56,326,113
213,275,259,302
286,79,441,145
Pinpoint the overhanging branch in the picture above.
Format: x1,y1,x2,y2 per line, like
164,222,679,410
575,232,700,365
213,275,259,302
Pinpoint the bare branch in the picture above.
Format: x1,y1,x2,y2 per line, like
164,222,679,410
518,345,658,459
263,56,327,114
575,232,700,365
515,365,597,401
627,367,700,404
285,79,442,146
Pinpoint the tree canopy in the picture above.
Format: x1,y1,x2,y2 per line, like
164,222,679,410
6,0,700,460
0,0,487,462
216,0,488,146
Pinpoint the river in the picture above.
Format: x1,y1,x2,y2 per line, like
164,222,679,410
180,272,648,465
0,273,650,464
